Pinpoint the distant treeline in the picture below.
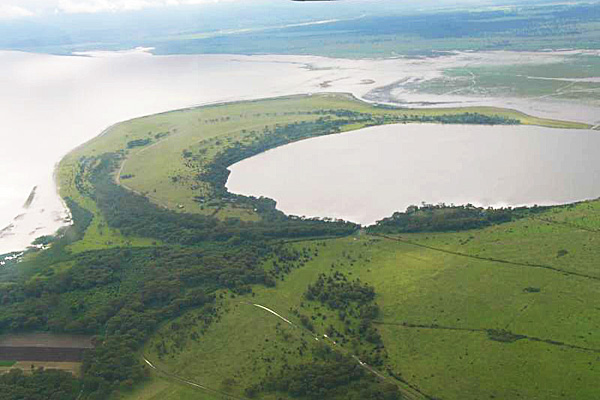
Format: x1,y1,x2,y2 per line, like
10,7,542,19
316,109,520,126
367,203,549,233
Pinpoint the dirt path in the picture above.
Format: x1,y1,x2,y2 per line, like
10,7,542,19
143,356,244,399
247,302,430,400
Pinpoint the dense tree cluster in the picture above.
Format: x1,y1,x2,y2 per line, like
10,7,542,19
0,368,80,400
305,272,376,310
126,138,152,149
249,345,401,400
367,203,547,233
268,246,317,281
90,154,358,244
0,245,272,398
304,272,383,347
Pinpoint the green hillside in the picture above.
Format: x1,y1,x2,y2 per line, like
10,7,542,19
0,94,596,400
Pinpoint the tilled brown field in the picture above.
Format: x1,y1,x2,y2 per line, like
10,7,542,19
0,346,87,362
0,333,93,363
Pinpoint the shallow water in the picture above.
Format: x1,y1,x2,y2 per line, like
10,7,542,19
0,50,417,254
227,124,600,225
1,49,599,253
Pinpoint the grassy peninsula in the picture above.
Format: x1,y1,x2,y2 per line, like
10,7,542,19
0,94,597,400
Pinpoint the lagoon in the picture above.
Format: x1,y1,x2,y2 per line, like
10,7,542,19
1,49,599,253
226,124,600,225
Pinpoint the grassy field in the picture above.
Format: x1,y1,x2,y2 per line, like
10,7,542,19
49,93,598,399
0,361,15,367
122,199,600,399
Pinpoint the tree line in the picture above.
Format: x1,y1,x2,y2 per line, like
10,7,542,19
367,203,550,233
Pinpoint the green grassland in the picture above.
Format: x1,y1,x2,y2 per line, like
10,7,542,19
0,361,16,367
122,201,600,400
24,93,594,400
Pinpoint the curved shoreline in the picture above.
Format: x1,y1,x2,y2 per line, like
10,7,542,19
2,48,598,255
3,91,592,256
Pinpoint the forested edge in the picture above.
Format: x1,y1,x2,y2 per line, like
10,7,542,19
200,111,520,199
91,154,358,243
367,203,554,234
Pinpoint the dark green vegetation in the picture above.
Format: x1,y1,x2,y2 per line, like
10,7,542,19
92,154,356,243
254,348,400,400
368,203,550,234
0,95,597,400
245,273,400,400
0,368,80,400
0,361,16,367
302,272,385,361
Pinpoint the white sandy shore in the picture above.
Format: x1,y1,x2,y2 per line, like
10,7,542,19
0,48,598,254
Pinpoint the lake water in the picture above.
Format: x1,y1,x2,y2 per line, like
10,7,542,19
1,49,598,254
227,124,600,225
0,49,422,254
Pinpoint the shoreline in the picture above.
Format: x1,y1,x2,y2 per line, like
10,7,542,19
47,94,595,248
1,49,598,254
226,122,600,226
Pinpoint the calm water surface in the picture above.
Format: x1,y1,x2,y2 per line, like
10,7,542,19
227,124,600,225
2,49,599,253
0,50,411,254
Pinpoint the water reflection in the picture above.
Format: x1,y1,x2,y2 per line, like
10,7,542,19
227,124,600,225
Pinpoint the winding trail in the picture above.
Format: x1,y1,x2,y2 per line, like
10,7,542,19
247,302,431,400
142,356,246,400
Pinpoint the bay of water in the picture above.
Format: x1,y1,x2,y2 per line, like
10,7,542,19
227,124,600,225
2,49,598,254
0,49,414,254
